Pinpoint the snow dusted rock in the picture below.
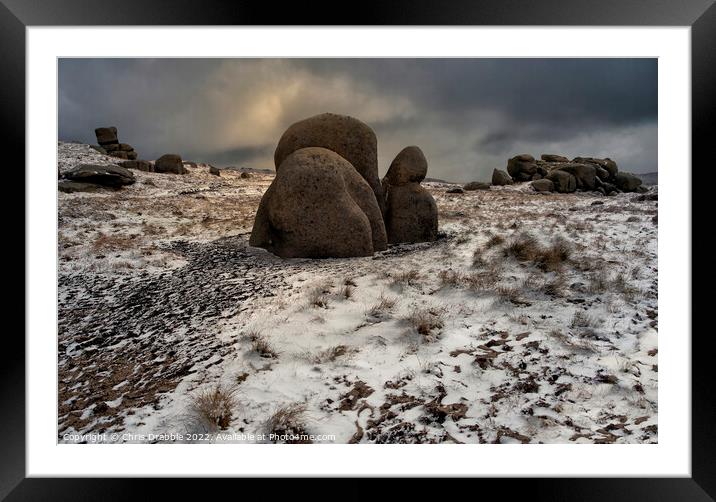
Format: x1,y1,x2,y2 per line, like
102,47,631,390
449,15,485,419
384,146,427,185
155,154,187,174
546,169,577,193
274,113,383,213
94,126,118,146
63,163,136,187
463,181,491,191
541,154,569,162
382,146,438,244
507,154,538,182
492,168,513,186
250,147,377,258
614,172,643,192
531,178,555,192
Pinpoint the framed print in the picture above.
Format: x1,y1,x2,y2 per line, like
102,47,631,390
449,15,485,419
8,0,714,498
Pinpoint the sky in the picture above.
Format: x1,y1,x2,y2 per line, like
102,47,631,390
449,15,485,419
58,58,657,182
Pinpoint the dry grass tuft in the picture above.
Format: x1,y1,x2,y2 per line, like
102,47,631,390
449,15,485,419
391,269,421,286
265,403,311,443
243,330,278,359
548,329,598,353
307,345,358,364
404,307,445,337
366,293,398,319
189,383,238,430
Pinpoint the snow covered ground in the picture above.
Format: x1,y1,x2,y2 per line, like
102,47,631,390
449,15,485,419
58,142,658,444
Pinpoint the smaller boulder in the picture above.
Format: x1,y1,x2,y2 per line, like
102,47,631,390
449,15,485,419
209,165,221,176
491,168,513,186
63,164,136,187
385,146,427,185
155,154,187,174
94,126,118,146
531,179,555,192
118,143,134,152
463,181,490,191
546,170,577,193
446,187,464,194
507,154,537,181
108,151,129,160
240,172,252,179
614,172,642,192
58,180,105,193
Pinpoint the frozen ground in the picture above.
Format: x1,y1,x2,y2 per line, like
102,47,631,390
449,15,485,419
58,142,658,444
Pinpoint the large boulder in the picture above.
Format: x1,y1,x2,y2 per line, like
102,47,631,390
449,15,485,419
94,126,118,146
546,169,577,193
382,146,438,244
250,147,383,258
614,172,643,192
532,179,555,192
541,154,569,163
492,168,513,186
63,164,135,187
274,113,383,212
118,160,153,172
553,163,597,190
506,154,537,182
463,181,491,191
155,154,187,174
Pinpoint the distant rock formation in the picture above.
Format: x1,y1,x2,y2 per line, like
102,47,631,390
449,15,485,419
381,146,438,245
94,126,138,160
511,154,646,194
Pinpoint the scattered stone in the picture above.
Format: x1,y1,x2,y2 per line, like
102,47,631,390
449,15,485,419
463,181,490,191
209,165,221,176
58,180,106,193
446,187,464,194
240,172,252,179
155,154,187,175
119,160,153,172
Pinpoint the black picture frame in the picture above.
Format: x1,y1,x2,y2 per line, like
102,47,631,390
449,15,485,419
5,0,713,498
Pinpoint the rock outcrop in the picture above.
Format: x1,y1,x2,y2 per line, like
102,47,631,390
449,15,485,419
274,113,384,213
382,146,438,245
94,126,138,160
250,147,382,258
531,178,555,192
546,169,577,193
541,154,569,163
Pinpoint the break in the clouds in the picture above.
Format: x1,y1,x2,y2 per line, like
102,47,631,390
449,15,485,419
58,58,657,182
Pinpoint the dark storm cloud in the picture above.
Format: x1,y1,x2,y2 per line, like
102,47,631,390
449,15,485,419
59,58,657,181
